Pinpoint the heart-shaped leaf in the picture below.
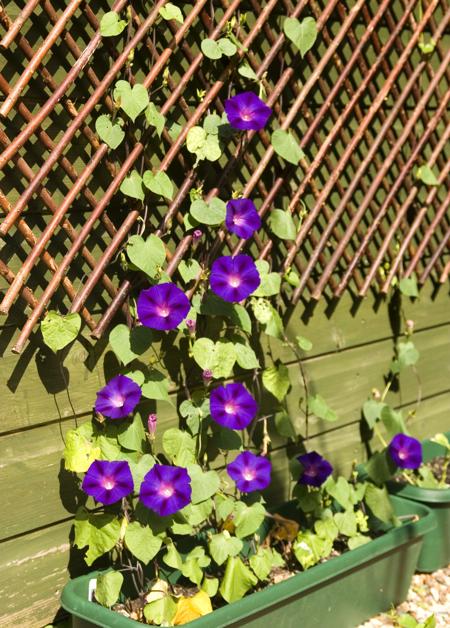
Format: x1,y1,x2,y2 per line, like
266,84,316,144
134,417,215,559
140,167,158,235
95,115,125,149
268,208,297,240
41,311,81,352
120,170,144,200
187,464,221,504
271,129,305,165
201,39,222,60
262,363,290,401
143,171,173,200
114,81,149,122
283,16,318,57
100,11,127,37
159,3,184,23
192,338,236,378
126,234,166,277
209,531,243,565
145,103,165,136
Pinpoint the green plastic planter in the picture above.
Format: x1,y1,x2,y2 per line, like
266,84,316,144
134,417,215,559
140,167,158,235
61,496,435,628
387,432,450,572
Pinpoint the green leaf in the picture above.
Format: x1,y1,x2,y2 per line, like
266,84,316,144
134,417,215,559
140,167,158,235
162,428,196,466
308,394,338,422
128,368,171,403
109,324,153,366
314,517,339,542
274,411,297,438
249,547,279,580
120,171,145,201
200,293,251,333
364,484,395,524
380,405,408,439
209,530,243,565
363,399,386,429
143,171,173,200
202,577,219,597
128,453,155,491
296,335,313,351
324,476,353,510
159,2,184,23
187,465,221,504
284,267,300,287
397,340,420,369
63,425,101,473
126,234,166,277
186,127,221,163
399,275,419,298
114,81,149,122
418,38,436,54
271,129,305,165
144,596,177,626
238,62,258,81
234,341,260,370
262,363,290,402
125,522,162,564
348,534,371,550
234,501,266,538
95,570,123,607
201,39,222,60
334,510,357,537
117,414,146,452
365,450,397,485
74,509,122,566
283,16,318,57
217,37,237,56
251,299,284,339
145,103,165,136
252,260,281,297
163,541,183,570
178,259,202,283
192,338,236,378
219,557,258,603
41,311,81,352
190,199,226,225
178,500,213,527
100,11,127,37
181,547,211,585
293,530,331,569
95,115,125,149
268,208,297,240
416,164,439,186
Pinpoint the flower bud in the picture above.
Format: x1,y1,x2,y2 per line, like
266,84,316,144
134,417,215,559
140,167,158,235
202,369,213,386
186,319,196,335
147,413,157,439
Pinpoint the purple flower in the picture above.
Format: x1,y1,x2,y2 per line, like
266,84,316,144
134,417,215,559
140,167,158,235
226,199,261,239
227,451,271,493
139,464,192,516
193,229,203,243
186,319,196,335
210,254,260,302
210,382,258,430
82,460,134,505
95,374,142,419
297,451,333,487
137,283,190,331
224,92,272,131
147,413,157,439
388,434,422,469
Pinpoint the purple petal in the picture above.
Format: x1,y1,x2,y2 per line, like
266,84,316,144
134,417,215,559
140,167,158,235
82,460,134,505
95,375,142,419
139,464,192,516
224,92,272,131
210,255,260,302
210,382,258,430
297,451,333,487
225,199,261,239
227,451,271,493
388,434,422,470
137,283,190,331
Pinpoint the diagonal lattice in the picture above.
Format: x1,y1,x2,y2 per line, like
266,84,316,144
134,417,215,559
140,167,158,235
0,0,448,353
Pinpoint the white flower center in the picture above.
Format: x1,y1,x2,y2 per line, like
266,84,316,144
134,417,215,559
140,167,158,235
242,468,256,481
233,215,244,225
241,111,252,121
110,395,125,408
398,450,407,460
229,275,241,288
158,306,170,317
159,484,174,498
102,477,115,490
224,403,236,414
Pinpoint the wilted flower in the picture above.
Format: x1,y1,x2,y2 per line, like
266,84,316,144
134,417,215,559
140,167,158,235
137,283,190,331
227,451,271,492
147,413,157,439
82,460,134,505
202,369,213,385
224,92,272,131
297,451,333,487
139,464,192,516
193,229,203,243
226,198,261,239
388,434,422,469
210,254,260,302
95,374,142,419
210,382,258,430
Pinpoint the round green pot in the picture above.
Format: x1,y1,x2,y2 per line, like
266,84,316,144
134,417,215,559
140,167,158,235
61,495,435,628
387,432,450,572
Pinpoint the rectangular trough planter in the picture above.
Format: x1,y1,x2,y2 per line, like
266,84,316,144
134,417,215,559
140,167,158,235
61,495,435,628
387,432,450,572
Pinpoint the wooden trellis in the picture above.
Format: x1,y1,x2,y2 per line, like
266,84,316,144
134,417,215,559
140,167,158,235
0,0,448,353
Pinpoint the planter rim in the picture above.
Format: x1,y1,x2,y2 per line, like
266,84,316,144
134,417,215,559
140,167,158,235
61,495,435,628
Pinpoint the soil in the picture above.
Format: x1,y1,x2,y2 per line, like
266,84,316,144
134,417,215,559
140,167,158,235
360,565,450,626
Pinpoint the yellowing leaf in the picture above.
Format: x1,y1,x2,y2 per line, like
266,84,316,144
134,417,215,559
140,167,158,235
173,591,212,625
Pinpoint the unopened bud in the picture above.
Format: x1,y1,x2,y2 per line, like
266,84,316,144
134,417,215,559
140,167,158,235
202,369,213,385
186,319,196,335
147,413,157,439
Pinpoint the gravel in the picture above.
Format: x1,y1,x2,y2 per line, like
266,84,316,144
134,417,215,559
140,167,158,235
360,565,450,626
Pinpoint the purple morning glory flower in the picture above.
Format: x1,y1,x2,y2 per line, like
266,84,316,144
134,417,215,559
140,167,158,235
297,451,333,487
210,254,260,302
139,464,192,516
226,199,262,239
227,451,271,493
224,92,272,131
388,434,422,469
82,460,134,505
137,283,190,331
210,382,258,430
95,374,142,419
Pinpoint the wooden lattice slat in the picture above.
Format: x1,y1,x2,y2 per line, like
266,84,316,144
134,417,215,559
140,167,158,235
0,0,448,353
